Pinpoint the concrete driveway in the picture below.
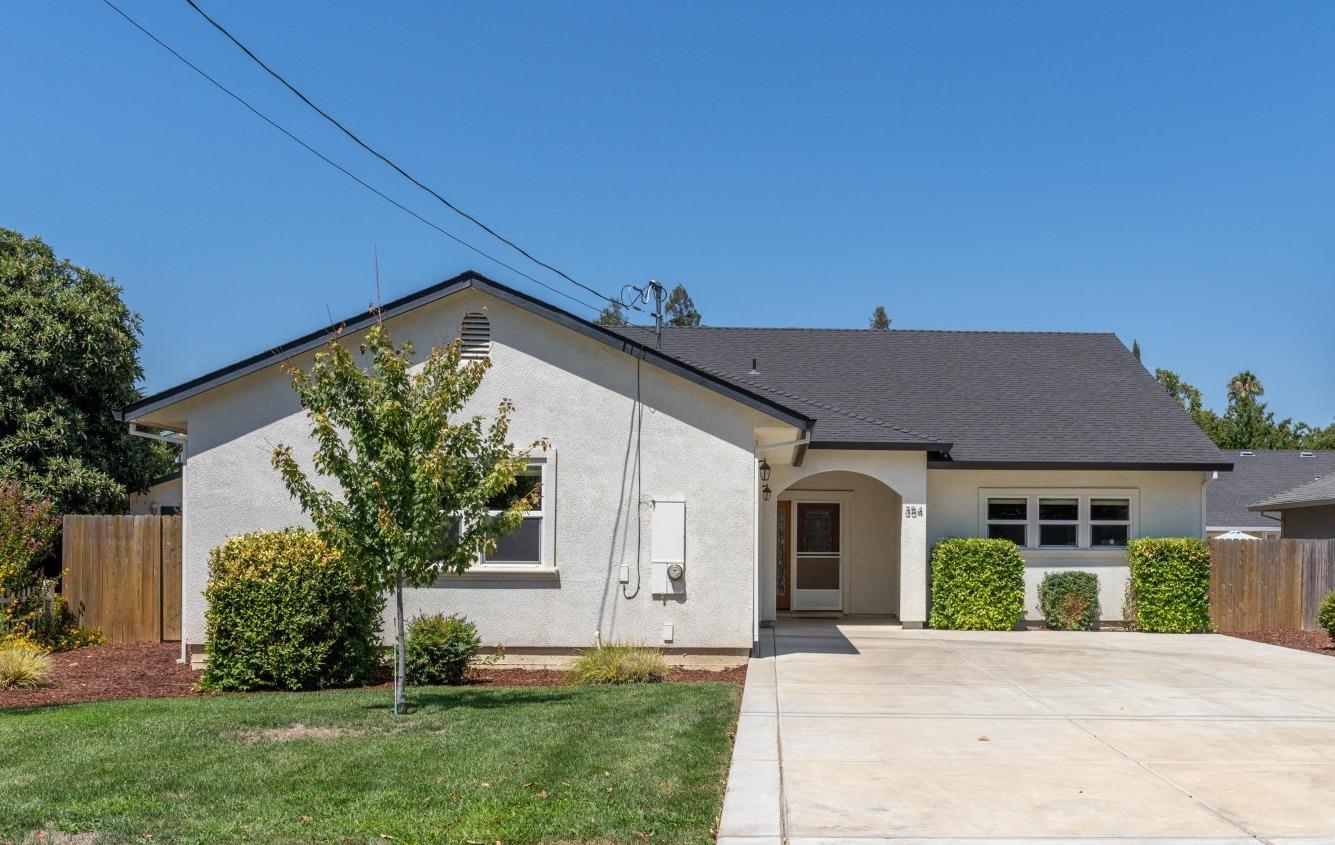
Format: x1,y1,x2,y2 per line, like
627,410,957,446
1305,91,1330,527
719,619,1335,844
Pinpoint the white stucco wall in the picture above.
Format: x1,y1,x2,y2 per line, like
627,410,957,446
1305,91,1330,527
129,475,182,515
927,468,1208,621
172,289,784,653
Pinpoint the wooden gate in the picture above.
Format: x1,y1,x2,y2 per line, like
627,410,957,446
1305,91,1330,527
62,515,182,643
1209,539,1335,631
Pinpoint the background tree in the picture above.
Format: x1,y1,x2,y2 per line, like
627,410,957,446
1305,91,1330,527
0,227,177,514
869,306,891,331
1154,369,1219,441
1131,339,1141,361
593,301,628,326
664,284,701,326
272,318,544,714
1228,370,1264,403
1155,366,1334,450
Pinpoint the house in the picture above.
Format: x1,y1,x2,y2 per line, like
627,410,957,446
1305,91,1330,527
1205,450,1335,539
118,271,1230,662
128,470,182,516
1249,472,1335,539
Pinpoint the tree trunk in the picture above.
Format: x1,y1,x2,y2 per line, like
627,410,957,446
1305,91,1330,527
394,574,407,715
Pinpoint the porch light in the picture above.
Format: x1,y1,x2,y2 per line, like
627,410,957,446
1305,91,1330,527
758,459,771,482
762,485,772,501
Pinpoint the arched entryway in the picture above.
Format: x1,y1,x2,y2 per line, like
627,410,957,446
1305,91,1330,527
774,470,903,616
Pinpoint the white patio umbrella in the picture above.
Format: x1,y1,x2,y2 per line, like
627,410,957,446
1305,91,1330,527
1214,529,1261,540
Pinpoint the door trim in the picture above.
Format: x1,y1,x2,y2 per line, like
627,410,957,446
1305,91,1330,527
782,490,852,612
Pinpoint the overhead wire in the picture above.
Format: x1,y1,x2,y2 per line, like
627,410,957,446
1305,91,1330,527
99,0,609,316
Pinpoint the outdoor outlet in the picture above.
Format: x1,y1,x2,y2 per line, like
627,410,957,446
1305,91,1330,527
618,564,630,584
662,622,674,642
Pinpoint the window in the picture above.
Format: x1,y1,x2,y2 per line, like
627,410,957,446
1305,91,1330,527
480,465,544,565
981,490,1136,551
1038,497,1079,547
986,497,1028,545
1089,497,1131,547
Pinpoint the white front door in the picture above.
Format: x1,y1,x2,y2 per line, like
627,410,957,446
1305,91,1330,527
791,501,843,610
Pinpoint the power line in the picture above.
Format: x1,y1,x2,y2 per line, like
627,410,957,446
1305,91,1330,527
182,0,628,312
99,0,607,316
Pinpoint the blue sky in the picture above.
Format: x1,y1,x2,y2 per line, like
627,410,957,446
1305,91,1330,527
5,1,1333,423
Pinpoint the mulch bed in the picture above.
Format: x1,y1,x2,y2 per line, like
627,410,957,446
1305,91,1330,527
0,643,746,710
1224,629,1335,657
0,642,198,710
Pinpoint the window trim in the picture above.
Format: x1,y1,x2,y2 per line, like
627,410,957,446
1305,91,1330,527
978,488,1138,553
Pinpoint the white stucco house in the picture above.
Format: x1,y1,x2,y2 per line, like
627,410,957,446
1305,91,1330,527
119,272,1231,662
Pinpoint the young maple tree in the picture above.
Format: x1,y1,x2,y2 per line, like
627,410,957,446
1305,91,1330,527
272,319,544,713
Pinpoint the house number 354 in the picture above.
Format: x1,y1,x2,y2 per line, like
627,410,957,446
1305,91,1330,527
904,505,924,518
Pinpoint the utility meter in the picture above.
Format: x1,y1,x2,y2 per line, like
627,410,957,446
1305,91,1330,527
667,563,684,581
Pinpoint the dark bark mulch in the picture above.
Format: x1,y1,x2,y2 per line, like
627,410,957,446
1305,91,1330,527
0,641,198,710
1224,629,1335,657
1,643,746,709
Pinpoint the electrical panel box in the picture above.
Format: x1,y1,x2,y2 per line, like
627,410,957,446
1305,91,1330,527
651,500,686,596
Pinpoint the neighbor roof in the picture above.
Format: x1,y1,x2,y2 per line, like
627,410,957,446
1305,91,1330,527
1208,450,1335,526
613,325,1229,468
1250,470,1335,511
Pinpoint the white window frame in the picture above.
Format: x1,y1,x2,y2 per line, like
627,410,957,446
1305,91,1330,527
471,457,551,571
978,488,1138,553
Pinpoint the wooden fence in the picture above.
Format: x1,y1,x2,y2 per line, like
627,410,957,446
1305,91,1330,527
62,515,182,643
1209,538,1335,631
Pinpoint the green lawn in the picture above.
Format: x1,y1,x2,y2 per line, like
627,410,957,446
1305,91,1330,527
0,683,740,845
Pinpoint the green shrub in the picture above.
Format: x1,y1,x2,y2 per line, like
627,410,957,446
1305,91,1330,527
1038,571,1100,631
563,642,668,685
405,613,481,686
0,642,51,690
1125,537,1212,633
202,529,383,691
929,538,1026,630
1318,592,1335,643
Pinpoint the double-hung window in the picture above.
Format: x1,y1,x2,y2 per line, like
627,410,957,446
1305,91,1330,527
479,463,545,567
980,490,1136,550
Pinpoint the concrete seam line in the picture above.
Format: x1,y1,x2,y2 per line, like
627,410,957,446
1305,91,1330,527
923,629,1266,843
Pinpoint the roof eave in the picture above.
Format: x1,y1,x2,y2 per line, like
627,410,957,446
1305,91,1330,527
928,459,1235,471
119,272,814,431
1249,497,1335,512
807,440,951,452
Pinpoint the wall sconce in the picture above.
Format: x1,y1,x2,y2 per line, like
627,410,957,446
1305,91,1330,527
758,459,771,482
762,485,772,501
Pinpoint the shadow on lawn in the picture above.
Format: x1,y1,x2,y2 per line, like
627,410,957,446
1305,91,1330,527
360,687,578,713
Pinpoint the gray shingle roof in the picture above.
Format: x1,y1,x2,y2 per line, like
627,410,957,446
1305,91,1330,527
1250,470,1335,511
1208,450,1335,527
614,325,1228,467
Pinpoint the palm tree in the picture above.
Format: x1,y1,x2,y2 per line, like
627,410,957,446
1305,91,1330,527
1228,371,1264,403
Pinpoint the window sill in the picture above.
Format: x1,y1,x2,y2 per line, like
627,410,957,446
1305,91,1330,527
436,566,560,582
1018,548,1128,560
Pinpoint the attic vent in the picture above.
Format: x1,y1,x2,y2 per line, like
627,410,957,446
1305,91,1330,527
1239,450,1256,457
1301,451,1316,458
459,312,491,360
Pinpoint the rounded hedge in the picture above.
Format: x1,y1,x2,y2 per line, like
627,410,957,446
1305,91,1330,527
1038,570,1100,631
1318,592,1335,644
1125,537,1212,633
405,613,481,686
202,528,383,691
929,538,1026,630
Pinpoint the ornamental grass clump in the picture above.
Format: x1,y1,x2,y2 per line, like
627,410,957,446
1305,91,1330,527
1125,537,1212,633
564,643,668,685
0,642,51,690
202,528,382,692
1038,570,1101,631
405,613,482,686
929,538,1026,630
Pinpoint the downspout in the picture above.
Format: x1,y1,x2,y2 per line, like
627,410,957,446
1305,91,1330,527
1201,471,1218,537
752,454,760,655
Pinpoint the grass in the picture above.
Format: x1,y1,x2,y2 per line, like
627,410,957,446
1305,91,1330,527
0,682,740,844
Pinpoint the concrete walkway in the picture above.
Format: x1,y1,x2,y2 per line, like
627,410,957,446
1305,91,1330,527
719,618,1335,845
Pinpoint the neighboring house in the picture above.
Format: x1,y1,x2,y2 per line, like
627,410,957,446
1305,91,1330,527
128,471,182,516
1206,450,1335,539
1249,472,1335,539
117,271,1229,662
